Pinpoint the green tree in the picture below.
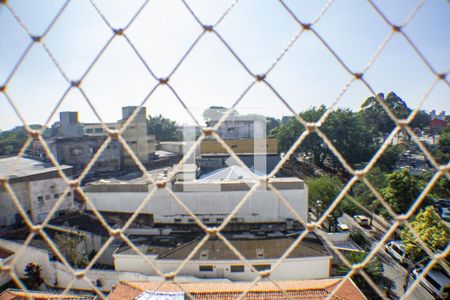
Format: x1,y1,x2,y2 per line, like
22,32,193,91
0,125,51,156
360,92,411,138
336,251,384,297
433,124,450,164
352,167,389,217
266,117,281,136
24,262,44,290
380,169,426,214
409,110,431,130
147,115,182,142
307,176,343,219
275,106,328,165
401,206,450,263
55,232,89,268
275,106,375,169
324,108,375,167
376,144,404,172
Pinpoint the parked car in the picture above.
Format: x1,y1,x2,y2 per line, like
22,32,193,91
411,267,450,299
441,211,450,222
353,215,370,227
435,199,450,208
385,240,410,266
337,223,349,231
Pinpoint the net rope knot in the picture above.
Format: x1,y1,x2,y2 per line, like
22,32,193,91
203,25,213,32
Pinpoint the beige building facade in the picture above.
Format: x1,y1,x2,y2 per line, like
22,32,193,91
0,157,74,226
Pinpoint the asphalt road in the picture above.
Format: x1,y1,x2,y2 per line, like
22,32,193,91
338,214,435,300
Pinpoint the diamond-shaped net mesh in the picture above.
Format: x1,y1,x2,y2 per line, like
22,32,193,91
0,0,448,299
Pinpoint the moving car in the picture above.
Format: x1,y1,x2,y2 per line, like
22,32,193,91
384,240,409,266
353,215,370,227
337,223,349,231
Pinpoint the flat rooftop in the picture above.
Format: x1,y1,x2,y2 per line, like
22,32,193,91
0,156,72,179
115,234,330,261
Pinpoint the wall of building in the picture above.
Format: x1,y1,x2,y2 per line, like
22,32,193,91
200,138,278,155
0,176,73,226
29,177,74,223
83,123,116,137
120,107,156,166
208,120,261,140
0,239,55,285
56,112,84,138
52,138,121,174
159,142,192,155
0,239,163,292
85,185,308,224
0,181,30,226
113,255,331,281
53,107,157,171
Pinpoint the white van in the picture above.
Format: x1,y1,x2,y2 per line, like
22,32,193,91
384,241,410,266
412,267,450,299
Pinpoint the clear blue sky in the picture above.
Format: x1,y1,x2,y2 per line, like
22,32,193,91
0,0,449,130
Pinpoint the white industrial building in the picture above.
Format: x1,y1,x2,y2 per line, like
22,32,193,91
113,234,332,281
84,166,308,224
0,156,74,226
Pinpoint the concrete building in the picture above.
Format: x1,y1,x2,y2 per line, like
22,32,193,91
33,106,157,174
0,156,73,226
108,278,366,300
119,106,157,167
113,234,332,281
54,111,84,138
200,138,278,155
202,117,278,155
84,166,308,225
49,137,122,175
206,118,264,140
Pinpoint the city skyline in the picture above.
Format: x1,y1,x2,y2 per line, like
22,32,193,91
1,0,449,130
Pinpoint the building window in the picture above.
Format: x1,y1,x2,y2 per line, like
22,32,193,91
216,218,224,223
253,264,271,271
54,194,60,199
230,265,244,273
174,218,182,223
199,265,213,272
188,218,194,223
45,195,51,200
94,128,103,133
231,145,237,149
37,196,44,203
85,128,93,133
256,248,265,259
202,218,210,223
128,141,137,145
231,218,238,223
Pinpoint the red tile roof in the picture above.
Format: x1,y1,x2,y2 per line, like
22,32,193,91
0,289,93,300
108,278,366,300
